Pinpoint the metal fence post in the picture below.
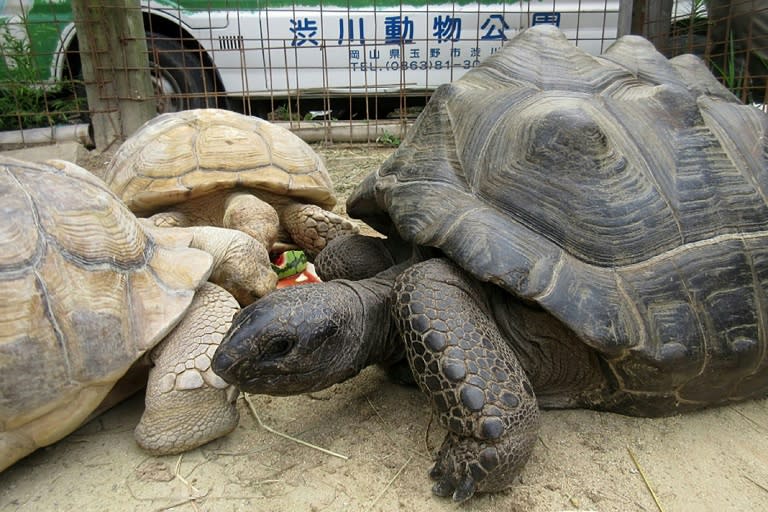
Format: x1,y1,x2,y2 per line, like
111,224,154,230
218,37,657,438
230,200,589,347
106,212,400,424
618,0,634,37
630,0,674,45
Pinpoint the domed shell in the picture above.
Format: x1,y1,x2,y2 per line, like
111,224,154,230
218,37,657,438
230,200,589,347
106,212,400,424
0,157,212,468
350,25,767,289
349,26,768,400
104,109,337,215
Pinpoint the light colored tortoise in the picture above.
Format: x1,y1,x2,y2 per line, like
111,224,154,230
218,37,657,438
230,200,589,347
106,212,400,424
0,156,266,471
104,109,357,300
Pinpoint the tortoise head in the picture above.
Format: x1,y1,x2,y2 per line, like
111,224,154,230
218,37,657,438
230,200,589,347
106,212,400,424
212,283,369,395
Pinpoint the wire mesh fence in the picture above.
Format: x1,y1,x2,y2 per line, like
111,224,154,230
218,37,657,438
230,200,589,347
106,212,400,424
650,0,767,105
0,0,765,144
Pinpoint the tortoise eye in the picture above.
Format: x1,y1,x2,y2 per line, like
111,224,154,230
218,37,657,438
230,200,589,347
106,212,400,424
263,337,294,359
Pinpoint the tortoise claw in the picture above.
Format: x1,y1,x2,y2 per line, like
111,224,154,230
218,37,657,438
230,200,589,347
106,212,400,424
431,476,455,497
428,461,445,481
428,451,478,502
453,475,477,503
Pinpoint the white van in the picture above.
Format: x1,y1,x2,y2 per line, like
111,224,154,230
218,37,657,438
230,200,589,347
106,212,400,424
1,0,621,110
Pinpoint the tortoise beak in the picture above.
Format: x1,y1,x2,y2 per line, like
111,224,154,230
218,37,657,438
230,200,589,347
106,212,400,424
211,296,305,394
211,304,266,384
211,346,238,382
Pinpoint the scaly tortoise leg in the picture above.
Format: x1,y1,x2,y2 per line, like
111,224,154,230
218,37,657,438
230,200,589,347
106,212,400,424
314,234,399,281
392,258,540,502
222,191,280,250
280,202,358,257
135,282,240,454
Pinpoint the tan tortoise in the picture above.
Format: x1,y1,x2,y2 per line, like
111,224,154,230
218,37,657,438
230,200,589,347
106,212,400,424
0,156,267,472
103,109,357,284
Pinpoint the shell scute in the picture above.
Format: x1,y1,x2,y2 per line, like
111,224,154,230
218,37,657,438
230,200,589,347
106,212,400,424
0,171,41,273
351,25,768,275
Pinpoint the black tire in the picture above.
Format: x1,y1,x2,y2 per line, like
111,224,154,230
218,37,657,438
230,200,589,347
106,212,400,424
146,33,220,113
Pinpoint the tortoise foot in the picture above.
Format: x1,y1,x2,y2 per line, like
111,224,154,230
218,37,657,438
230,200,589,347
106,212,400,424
393,258,541,500
429,429,537,502
282,203,358,257
135,283,241,454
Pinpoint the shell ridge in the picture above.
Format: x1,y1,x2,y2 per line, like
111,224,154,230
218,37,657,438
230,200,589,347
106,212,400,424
531,252,566,302
531,253,625,353
0,166,46,278
740,241,768,379
625,251,710,382
189,125,202,195
669,54,739,101
613,270,647,352
670,122,768,242
32,267,74,385
620,230,768,271
124,258,139,372
602,34,683,88
671,259,709,380
698,97,768,209
39,234,156,273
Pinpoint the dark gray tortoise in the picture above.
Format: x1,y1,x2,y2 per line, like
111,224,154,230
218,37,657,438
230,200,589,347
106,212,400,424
213,25,768,502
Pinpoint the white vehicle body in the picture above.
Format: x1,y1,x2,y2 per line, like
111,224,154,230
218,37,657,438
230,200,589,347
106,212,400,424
1,1,621,98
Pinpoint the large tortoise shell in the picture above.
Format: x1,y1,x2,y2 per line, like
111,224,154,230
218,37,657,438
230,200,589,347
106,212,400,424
351,26,765,268
104,109,337,215
0,157,211,465
348,26,768,409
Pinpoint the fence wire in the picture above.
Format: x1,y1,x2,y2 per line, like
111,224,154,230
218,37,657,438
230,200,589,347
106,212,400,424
650,0,767,105
0,0,764,143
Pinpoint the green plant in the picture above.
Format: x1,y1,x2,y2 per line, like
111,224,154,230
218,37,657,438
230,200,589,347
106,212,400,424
710,30,749,101
0,15,85,131
376,130,401,147
269,103,302,121
671,0,708,31
689,0,707,19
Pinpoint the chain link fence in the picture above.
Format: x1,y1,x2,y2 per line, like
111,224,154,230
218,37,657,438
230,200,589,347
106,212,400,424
0,0,764,145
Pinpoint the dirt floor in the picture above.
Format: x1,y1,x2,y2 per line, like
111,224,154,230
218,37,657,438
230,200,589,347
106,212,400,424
1,144,768,511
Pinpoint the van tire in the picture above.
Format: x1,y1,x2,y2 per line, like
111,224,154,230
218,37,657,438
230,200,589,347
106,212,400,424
147,33,219,112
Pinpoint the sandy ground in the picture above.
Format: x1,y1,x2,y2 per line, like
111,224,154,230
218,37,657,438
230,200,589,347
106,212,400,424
1,144,768,511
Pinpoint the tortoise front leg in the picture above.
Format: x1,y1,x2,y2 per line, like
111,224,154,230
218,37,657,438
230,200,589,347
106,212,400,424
223,191,280,249
279,202,358,257
135,282,240,454
314,234,402,281
392,259,540,502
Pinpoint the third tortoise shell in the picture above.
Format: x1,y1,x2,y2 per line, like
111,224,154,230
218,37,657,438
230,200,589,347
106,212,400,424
104,109,337,215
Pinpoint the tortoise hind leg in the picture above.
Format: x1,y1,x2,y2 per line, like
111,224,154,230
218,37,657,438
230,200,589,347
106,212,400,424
134,282,240,454
392,259,540,502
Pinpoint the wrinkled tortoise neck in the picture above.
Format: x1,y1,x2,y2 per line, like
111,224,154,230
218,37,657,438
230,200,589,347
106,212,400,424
337,273,406,370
